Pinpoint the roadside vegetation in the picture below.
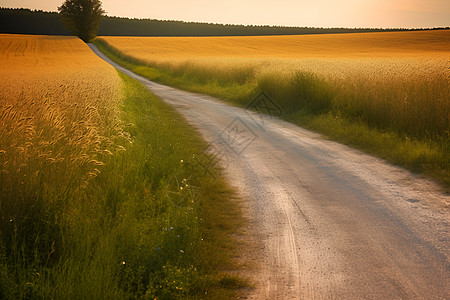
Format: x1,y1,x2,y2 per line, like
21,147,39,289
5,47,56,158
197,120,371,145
94,31,449,189
0,34,245,299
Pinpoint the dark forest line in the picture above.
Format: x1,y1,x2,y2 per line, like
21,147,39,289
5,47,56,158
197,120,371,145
1,8,448,37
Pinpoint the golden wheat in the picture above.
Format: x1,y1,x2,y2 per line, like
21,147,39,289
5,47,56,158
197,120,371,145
99,30,450,80
100,30,449,60
0,34,125,204
99,30,449,138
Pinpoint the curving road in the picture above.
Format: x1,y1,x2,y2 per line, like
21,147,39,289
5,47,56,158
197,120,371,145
89,44,449,299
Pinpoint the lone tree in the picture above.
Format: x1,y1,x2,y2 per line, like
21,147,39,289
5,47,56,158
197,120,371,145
58,0,105,42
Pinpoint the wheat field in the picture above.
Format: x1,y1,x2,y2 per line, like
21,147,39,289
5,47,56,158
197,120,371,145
98,30,450,139
0,34,127,279
0,34,125,193
99,30,449,60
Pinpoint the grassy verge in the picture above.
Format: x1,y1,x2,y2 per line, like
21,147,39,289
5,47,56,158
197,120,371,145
94,38,449,190
93,39,254,104
0,71,246,299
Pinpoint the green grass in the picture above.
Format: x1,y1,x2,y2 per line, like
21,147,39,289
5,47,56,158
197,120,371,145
286,111,449,188
0,71,246,299
94,38,449,190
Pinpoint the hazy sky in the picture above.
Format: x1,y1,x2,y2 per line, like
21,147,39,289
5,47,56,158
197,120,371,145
1,0,449,28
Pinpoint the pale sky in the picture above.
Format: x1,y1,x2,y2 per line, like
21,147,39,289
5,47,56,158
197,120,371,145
1,0,449,28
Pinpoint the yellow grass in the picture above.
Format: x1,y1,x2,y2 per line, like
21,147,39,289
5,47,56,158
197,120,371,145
0,34,125,190
99,30,450,81
100,30,450,60
98,31,449,139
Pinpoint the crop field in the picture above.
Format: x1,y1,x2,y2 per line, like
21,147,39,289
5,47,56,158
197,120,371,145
96,30,450,186
0,34,125,297
0,34,130,296
97,30,449,137
0,34,243,299
97,30,449,59
0,34,124,194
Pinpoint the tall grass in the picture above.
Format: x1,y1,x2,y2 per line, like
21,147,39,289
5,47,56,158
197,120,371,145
1,36,127,298
257,69,450,139
95,33,449,188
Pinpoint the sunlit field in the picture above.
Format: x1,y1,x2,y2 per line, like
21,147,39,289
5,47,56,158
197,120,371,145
97,30,449,59
98,30,449,138
0,34,243,299
0,34,125,297
96,30,449,186
0,34,124,192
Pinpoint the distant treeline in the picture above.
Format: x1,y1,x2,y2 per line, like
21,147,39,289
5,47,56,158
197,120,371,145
1,8,449,37
0,8,70,35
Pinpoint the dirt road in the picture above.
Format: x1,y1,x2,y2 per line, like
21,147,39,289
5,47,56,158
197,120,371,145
89,44,449,299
